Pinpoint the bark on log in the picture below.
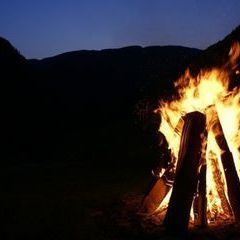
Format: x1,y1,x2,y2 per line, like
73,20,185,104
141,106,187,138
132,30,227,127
221,151,240,221
206,106,240,221
164,111,206,233
208,151,233,218
193,164,208,227
139,177,171,215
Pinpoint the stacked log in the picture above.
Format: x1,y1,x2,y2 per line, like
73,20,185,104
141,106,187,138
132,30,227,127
164,111,207,233
208,151,233,218
139,177,171,215
206,106,240,221
141,106,240,231
193,164,207,227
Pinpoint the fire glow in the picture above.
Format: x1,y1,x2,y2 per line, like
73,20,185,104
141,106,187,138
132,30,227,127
155,42,240,226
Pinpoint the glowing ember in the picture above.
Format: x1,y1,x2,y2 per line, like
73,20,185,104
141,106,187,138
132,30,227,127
156,41,240,225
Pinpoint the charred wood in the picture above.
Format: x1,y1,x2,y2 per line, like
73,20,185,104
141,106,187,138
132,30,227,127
194,164,208,227
208,151,233,218
206,106,240,221
164,111,206,233
139,177,171,215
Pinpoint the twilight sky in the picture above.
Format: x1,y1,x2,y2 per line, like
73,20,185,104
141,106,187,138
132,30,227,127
1,0,240,59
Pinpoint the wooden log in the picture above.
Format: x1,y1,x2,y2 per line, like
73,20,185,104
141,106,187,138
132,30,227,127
193,129,207,227
221,151,240,221
206,106,240,221
164,111,206,233
139,164,175,215
139,117,183,215
138,177,171,215
193,164,208,227
208,151,233,218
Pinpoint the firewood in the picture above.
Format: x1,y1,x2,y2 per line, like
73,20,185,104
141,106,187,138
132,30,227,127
208,151,233,218
193,129,208,227
221,150,240,221
193,164,207,227
138,177,171,215
139,118,182,215
206,106,240,221
164,111,206,233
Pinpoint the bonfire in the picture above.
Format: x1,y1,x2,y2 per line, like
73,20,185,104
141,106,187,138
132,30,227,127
139,42,240,233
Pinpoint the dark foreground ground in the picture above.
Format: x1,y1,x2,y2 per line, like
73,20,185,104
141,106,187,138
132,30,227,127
1,164,240,240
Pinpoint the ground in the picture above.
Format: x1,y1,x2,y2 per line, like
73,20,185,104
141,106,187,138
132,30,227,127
1,164,240,240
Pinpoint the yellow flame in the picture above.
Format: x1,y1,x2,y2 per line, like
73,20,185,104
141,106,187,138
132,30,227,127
157,41,240,223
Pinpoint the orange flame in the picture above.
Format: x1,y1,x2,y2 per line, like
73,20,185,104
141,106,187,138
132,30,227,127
157,41,240,224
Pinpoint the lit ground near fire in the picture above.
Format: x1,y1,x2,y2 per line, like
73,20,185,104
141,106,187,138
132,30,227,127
2,164,240,240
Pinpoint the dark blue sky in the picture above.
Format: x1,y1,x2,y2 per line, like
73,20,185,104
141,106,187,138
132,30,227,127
1,0,240,59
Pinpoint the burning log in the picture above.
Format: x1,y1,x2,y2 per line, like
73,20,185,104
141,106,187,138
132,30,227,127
193,164,207,227
206,106,240,221
138,176,171,215
221,151,240,221
208,151,233,219
139,160,175,215
164,111,206,233
139,118,184,215
193,131,208,227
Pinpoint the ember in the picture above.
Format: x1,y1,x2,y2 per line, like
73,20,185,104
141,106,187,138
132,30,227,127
139,42,240,232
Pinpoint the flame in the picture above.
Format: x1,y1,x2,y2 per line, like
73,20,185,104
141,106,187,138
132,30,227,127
156,41,240,224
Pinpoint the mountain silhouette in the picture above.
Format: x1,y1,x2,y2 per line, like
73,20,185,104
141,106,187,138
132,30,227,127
1,25,240,167
189,25,240,75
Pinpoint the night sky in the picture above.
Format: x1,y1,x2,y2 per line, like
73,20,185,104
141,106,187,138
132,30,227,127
1,0,240,59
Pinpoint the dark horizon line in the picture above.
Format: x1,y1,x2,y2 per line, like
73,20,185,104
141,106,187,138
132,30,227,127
26,44,203,61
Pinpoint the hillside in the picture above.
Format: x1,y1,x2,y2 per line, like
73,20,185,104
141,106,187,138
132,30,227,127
1,25,240,167
1,40,201,166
